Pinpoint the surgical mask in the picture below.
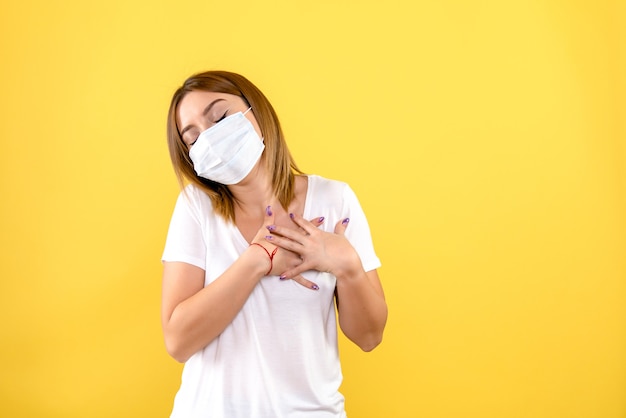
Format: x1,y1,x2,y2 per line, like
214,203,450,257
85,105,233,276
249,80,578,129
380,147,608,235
189,107,265,185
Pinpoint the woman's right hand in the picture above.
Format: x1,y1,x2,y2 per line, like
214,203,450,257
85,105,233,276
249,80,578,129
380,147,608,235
250,206,321,291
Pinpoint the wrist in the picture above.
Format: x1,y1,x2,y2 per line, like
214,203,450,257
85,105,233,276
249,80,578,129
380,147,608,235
248,243,277,276
331,251,363,280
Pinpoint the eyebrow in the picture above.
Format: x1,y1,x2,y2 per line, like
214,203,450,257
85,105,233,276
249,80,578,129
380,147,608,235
179,98,226,138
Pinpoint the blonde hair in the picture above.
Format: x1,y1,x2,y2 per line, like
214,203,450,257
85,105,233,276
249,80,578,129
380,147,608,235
166,71,302,222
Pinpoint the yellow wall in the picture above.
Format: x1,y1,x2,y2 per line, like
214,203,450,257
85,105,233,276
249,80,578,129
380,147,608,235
1,1,624,417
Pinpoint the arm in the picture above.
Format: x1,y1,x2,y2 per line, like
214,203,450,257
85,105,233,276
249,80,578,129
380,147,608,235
335,267,387,352
265,215,388,351
161,245,269,363
161,207,323,363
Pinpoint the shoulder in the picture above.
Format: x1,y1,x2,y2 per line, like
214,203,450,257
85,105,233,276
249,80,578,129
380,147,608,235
181,183,212,202
306,174,351,196
174,184,215,214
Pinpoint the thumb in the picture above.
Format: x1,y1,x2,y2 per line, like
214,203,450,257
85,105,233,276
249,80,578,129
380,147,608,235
334,217,349,235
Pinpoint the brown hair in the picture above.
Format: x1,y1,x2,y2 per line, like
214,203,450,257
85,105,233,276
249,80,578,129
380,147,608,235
166,71,302,222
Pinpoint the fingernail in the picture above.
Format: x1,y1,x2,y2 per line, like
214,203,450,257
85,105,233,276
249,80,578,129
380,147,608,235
311,284,319,291
265,235,273,240
289,213,295,219
342,218,350,225
266,225,276,231
318,216,325,223
279,275,287,280
266,206,272,216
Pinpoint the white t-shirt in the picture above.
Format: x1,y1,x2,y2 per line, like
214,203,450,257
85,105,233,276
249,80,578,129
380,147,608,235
162,175,381,418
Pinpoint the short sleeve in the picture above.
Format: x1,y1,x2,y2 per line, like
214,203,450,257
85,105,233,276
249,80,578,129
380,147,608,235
341,185,381,272
161,189,207,270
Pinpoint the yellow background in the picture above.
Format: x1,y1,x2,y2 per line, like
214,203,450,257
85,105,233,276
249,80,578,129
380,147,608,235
1,0,624,417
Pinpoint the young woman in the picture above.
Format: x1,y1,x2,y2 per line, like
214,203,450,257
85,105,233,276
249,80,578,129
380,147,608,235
161,70,387,417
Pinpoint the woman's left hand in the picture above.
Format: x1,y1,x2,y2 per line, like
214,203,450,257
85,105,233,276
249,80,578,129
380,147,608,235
264,213,362,280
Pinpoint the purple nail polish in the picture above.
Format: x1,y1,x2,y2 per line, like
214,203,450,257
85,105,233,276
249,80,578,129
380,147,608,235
265,235,273,240
312,284,319,291
266,225,276,231
342,218,350,225
318,216,325,223
266,206,272,216
289,213,295,219
279,275,287,280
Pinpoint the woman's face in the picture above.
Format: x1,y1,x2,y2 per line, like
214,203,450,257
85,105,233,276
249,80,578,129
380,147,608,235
176,90,262,149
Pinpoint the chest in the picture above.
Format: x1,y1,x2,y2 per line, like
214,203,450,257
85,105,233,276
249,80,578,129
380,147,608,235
235,207,304,244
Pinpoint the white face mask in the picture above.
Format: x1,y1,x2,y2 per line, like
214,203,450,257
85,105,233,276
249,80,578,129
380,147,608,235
189,108,265,185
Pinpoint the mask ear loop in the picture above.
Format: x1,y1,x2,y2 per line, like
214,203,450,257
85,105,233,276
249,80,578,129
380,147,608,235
242,106,264,142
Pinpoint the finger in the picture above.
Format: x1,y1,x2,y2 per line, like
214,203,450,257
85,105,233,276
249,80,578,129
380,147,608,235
251,206,277,247
278,260,315,281
293,216,325,237
280,274,319,291
265,234,303,252
288,212,318,235
264,205,276,226
290,216,324,237
309,216,325,228
265,224,306,243
266,215,324,240
333,217,350,235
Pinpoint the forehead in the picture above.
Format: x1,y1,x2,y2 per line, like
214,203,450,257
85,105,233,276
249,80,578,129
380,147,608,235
176,90,244,126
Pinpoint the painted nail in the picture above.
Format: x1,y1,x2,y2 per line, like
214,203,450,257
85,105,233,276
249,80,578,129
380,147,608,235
311,284,319,291
266,225,276,231
279,275,287,280
318,216,325,223
289,213,295,219
265,235,274,240
342,218,350,225
266,206,272,216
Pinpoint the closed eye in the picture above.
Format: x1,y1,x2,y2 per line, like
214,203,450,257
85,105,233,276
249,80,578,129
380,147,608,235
184,131,200,148
215,111,227,123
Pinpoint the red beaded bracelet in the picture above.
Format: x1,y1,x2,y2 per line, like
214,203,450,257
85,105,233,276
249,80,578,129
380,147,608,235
250,243,278,276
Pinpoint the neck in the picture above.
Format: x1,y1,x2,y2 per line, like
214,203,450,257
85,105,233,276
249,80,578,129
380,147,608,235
228,162,276,217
